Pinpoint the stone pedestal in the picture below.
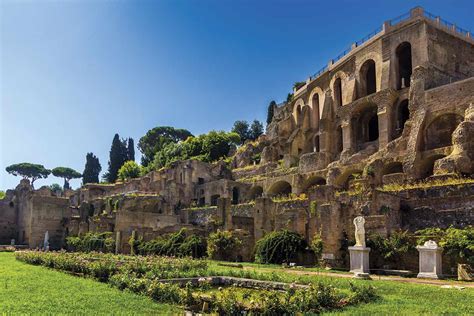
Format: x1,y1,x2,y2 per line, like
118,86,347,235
349,246,371,278
416,240,443,279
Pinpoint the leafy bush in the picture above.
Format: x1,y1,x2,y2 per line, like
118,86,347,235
366,230,415,265
207,230,242,261
254,230,307,264
66,232,115,253
310,233,323,261
348,282,379,304
416,226,474,265
117,160,142,181
137,229,206,258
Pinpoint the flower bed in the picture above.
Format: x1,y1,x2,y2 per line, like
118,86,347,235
15,251,378,314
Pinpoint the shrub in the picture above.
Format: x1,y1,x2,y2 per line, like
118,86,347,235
416,226,474,265
66,232,115,253
207,230,242,261
254,230,307,264
137,229,207,258
348,282,379,304
310,233,323,261
117,160,142,181
366,230,415,265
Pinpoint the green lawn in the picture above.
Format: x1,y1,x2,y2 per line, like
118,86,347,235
0,252,179,314
209,262,474,315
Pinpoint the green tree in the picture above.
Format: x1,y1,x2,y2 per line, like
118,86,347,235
82,153,102,184
152,131,240,169
5,163,51,187
49,183,63,195
117,161,142,181
266,100,276,125
249,120,264,140
0,191,5,200
231,120,250,144
104,134,128,183
127,138,135,161
51,167,82,190
286,93,294,103
138,126,193,167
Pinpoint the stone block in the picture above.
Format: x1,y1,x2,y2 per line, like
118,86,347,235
416,240,443,279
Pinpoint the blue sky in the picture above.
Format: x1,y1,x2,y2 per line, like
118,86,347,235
1,0,473,190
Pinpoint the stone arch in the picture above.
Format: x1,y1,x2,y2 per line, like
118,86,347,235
419,154,446,179
313,134,320,152
330,71,348,107
396,42,412,89
248,186,263,200
359,59,377,97
210,194,220,206
267,180,292,197
395,99,410,138
301,176,326,192
422,113,463,151
334,168,363,189
293,98,305,126
382,162,404,176
352,103,379,150
309,87,324,129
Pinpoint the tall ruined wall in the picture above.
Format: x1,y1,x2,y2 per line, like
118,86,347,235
0,191,17,244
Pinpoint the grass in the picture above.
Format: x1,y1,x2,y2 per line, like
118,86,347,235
208,262,474,315
0,252,179,314
378,177,474,192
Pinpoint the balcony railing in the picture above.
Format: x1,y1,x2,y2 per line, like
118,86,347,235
305,8,472,86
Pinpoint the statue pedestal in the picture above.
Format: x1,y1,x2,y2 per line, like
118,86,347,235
349,246,371,279
416,241,443,279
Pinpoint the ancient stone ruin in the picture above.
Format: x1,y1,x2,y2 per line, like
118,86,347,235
1,7,473,271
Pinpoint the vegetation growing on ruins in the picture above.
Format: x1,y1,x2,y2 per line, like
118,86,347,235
367,230,415,265
151,130,240,169
207,230,242,261
0,190,5,199
378,176,474,192
66,232,115,253
231,119,264,144
138,126,193,167
137,229,207,258
117,160,142,181
416,226,474,265
254,230,307,264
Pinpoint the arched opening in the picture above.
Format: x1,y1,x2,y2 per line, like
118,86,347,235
354,104,379,149
248,186,263,200
360,59,376,97
336,125,343,153
312,93,320,130
396,42,412,89
335,169,363,190
232,187,240,205
382,162,404,176
423,114,462,151
419,155,446,179
313,135,320,153
294,103,303,125
211,194,220,206
334,78,343,107
302,176,326,192
268,181,292,197
396,99,410,137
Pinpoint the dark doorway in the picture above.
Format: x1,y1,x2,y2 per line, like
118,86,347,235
396,42,412,89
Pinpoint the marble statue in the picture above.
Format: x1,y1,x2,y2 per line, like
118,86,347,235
44,231,49,251
353,216,366,247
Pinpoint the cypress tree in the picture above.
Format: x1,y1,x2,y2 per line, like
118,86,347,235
82,153,101,184
267,100,276,125
127,138,135,161
105,134,128,183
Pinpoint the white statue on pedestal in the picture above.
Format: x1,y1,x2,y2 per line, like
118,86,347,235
353,216,366,247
